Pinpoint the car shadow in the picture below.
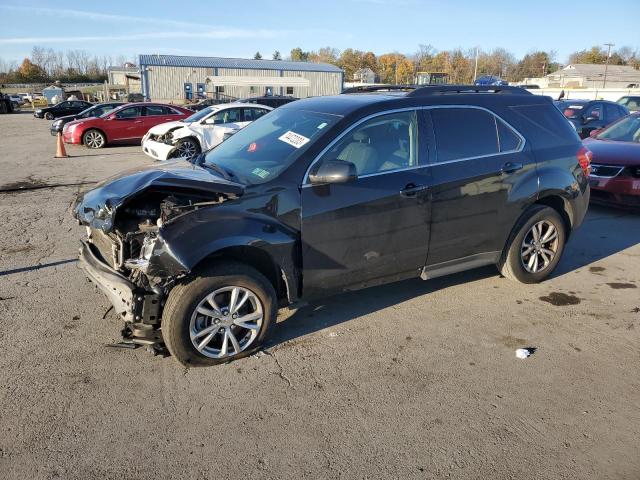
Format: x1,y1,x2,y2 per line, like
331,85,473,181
266,205,640,349
553,204,640,275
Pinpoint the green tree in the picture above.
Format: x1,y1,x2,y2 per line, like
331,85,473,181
253,52,262,60
272,51,282,60
290,48,308,62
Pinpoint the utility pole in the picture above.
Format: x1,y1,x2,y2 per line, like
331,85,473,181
603,42,614,88
473,47,479,82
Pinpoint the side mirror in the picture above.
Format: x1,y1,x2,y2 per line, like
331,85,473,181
309,159,357,185
589,128,602,138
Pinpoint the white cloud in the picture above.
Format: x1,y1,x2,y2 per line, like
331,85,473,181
0,29,284,44
0,5,219,30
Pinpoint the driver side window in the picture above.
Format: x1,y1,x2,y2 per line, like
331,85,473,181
209,108,242,125
584,104,602,120
319,110,419,176
116,107,140,119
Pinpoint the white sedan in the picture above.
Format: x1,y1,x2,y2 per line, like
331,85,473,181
142,103,273,160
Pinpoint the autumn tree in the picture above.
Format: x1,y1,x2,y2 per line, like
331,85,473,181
17,58,48,82
308,47,340,65
290,47,309,62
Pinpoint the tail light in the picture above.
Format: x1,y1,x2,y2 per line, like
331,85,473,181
577,146,592,176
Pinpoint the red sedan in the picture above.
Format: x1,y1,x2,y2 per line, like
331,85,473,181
62,103,193,149
584,112,640,209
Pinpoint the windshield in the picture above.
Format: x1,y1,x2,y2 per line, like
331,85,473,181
183,107,216,123
203,108,340,184
596,115,640,143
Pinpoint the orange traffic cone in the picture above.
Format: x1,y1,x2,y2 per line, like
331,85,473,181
55,131,69,158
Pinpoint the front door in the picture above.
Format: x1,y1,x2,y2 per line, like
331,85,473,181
301,110,431,298
110,105,145,141
201,107,244,149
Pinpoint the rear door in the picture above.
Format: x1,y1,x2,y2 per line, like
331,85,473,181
301,109,432,297
423,106,535,273
143,105,182,131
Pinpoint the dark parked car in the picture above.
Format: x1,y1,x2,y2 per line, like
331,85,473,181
34,100,93,119
583,112,640,208
617,95,640,113
50,102,123,135
557,99,629,139
188,97,234,112
239,95,298,108
74,85,590,366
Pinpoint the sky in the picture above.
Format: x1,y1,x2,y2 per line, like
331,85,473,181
0,0,638,65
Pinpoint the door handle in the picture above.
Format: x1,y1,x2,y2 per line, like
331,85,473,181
400,184,429,197
500,162,523,174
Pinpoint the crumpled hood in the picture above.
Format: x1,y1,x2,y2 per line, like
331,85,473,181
583,138,640,166
74,159,244,232
147,120,187,135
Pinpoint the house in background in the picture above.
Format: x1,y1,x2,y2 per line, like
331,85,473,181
353,68,376,84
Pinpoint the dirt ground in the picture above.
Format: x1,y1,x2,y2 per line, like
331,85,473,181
1,112,639,480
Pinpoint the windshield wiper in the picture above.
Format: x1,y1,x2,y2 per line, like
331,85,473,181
191,153,236,181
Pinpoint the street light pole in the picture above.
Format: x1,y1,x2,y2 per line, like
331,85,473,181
603,42,615,88
473,47,479,82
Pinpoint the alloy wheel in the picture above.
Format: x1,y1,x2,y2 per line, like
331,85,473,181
85,131,104,148
177,140,198,158
520,220,559,273
189,286,263,359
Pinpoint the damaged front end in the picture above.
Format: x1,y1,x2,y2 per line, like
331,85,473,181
74,159,244,346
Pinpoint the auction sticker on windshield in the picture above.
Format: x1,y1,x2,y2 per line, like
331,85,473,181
278,131,310,149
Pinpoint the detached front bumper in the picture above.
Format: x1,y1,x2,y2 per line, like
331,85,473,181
142,138,176,161
79,240,137,321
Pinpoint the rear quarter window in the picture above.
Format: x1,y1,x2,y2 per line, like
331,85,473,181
508,103,580,147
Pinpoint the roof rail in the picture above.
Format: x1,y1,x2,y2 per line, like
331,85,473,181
406,85,532,97
341,85,418,94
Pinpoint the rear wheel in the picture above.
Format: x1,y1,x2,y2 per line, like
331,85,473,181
162,262,276,367
83,129,106,149
498,205,566,283
45,112,54,120
173,138,201,159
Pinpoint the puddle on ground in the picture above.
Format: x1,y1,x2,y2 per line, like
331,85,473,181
539,292,581,306
607,282,637,289
0,178,48,192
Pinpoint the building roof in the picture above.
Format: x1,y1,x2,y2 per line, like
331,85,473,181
138,54,343,73
107,66,139,72
551,63,640,80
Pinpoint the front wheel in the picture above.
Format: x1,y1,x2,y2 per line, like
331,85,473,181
162,262,277,367
83,129,106,149
498,206,567,284
45,112,54,120
173,138,201,159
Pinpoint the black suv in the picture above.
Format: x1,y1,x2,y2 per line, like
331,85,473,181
240,95,298,108
74,85,590,367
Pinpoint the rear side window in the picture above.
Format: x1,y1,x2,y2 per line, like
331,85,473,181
604,103,622,121
508,103,579,147
431,108,499,162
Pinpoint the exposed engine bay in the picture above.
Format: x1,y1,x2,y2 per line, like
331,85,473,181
87,189,230,288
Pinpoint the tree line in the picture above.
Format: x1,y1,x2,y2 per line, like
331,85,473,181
0,46,135,84
1,44,638,85
256,44,640,84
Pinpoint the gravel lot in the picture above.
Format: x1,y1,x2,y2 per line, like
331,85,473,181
1,112,639,480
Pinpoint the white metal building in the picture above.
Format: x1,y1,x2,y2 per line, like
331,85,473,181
138,54,344,103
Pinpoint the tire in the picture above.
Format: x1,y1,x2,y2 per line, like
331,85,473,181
173,138,201,159
83,129,106,149
498,205,567,284
45,112,54,120
162,261,277,367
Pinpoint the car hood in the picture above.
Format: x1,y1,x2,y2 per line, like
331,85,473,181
148,120,188,135
56,114,78,122
74,159,245,232
583,138,640,166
